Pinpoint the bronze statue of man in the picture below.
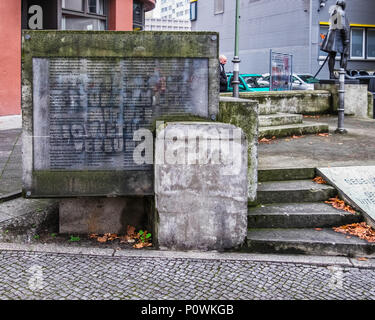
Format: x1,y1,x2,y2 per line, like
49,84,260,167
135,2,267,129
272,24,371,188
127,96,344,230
321,0,350,79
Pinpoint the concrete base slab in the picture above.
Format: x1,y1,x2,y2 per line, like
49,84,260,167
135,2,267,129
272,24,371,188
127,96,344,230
259,121,329,139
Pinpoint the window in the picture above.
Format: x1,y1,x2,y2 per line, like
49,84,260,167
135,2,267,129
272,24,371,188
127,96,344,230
214,0,224,15
62,17,105,30
190,0,197,21
367,29,375,58
133,1,144,31
62,0,84,11
61,0,107,31
351,28,365,59
88,0,104,15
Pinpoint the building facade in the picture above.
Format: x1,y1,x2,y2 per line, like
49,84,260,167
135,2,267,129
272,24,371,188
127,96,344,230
191,0,375,79
145,0,191,30
145,18,191,30
0,0,156,116
159,0,190,20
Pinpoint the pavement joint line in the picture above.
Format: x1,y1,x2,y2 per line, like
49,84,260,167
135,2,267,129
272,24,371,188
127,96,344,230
0,241,374,268
0,191,22,203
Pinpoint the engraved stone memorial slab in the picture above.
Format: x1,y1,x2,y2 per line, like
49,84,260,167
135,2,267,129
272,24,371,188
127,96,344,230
318,166,375,228
22,31,219,197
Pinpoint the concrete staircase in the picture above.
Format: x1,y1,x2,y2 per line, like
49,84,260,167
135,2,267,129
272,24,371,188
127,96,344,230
246,168,375,257
259,113,328,139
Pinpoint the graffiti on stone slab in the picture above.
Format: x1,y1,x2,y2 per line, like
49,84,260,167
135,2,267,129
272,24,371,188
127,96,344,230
33,57,209,171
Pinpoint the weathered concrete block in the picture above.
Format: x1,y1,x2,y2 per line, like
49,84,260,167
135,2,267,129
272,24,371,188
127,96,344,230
218,97,258,202
315,83,369,118
155,122,248,251
221,90,331,115
22,30,219,198
59,197,151,234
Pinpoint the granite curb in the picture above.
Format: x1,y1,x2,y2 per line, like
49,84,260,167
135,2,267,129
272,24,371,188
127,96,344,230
0,242,374,269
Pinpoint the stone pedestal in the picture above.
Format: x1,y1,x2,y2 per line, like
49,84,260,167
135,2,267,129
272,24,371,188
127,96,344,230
315,80,369,118
218,97,258,202
59,197,152,234
154,122,248,251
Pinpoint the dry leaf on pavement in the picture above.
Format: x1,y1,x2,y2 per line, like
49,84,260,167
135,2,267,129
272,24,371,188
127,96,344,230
259,137,272,144
325,196,356,214
357,257,368,261
313,176,327,184
97,236,107,243
333,222,375,243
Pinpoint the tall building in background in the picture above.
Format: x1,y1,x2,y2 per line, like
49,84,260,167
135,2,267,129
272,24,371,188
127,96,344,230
160,0,190,20
145,0,191,31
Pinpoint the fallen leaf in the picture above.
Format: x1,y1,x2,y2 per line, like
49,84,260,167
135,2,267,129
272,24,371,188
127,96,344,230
133,242,152,249
107,233,119,241
292,135,304,139
119,235,129,243
357,257,368,261
313,176,327,184
259,137,272,144
318,133,329,137
333,222,375,243
304,115,320,119
315,228,322,231
89,234,98,239
127,225,136,237
97,236,107,243
325,196,356,214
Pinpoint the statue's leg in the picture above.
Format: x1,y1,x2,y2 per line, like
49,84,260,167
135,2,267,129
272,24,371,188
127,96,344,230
328,53,337,79
340,51,349,71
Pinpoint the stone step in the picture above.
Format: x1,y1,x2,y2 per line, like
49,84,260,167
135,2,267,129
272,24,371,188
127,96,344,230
259,121,328,139
259,113,303,127
258,168,316,182
246,228,375,257
257,179,337,204
248,202,362,228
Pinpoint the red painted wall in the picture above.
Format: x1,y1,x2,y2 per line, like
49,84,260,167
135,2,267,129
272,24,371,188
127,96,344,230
0,0,156,116
0,0,21,116
108,0,133,31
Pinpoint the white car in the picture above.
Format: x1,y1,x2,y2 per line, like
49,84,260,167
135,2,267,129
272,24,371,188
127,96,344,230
259,73,318,90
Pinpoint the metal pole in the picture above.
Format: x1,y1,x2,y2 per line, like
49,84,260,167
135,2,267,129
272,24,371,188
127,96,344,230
232,0,241,98
335,68,348,134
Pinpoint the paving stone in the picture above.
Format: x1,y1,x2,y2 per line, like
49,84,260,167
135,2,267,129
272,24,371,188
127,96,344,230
0,250,374,300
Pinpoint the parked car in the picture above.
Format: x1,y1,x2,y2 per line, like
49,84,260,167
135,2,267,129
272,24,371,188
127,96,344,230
226,73,269,92
259,73,319,90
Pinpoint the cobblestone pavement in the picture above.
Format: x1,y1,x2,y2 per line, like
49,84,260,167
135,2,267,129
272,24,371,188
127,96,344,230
0,250,375,300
